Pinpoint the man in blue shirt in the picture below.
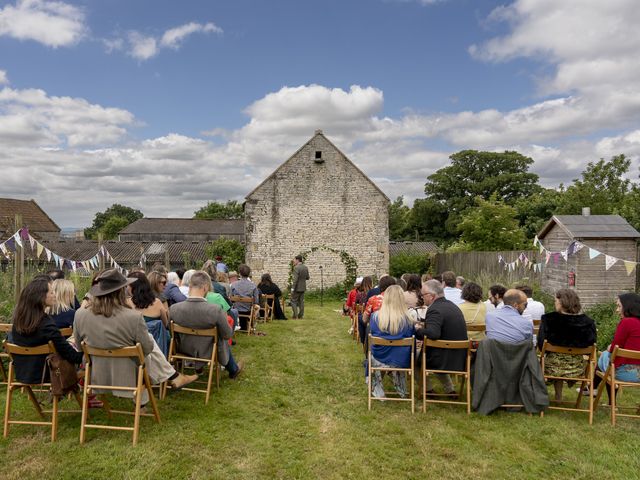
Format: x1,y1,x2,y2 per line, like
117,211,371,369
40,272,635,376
485,289,533,344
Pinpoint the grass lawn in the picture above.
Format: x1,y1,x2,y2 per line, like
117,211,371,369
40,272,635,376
1,300,640,479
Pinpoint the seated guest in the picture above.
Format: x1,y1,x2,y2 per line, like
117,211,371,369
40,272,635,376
365,275,386,302
344,277,363,316
537,288,596,401
231,264,260,331
403,274,424,309
215,271,232,300
456,276,465,289
362,276,397,325
441,271,463,305
258,273,287,320
9,277,84,384
164,271,186,306
228,271,239,285
458,282,487,341
127,271,170,357
74,269,197,401
179,269,196,297
516,284,545,321
485,289,533,344
215,255,228,273
147,271,169,306
486,284,507,310
49,279,78,329
593,293,640,402
415,279,468,394
47,268,81,308
369,285,415,398
170,271,243,378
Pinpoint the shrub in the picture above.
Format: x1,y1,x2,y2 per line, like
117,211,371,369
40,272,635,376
389,252,431,278
204,237,245,272
585,301,619,351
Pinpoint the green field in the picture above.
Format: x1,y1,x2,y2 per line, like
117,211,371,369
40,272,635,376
1,300,639,479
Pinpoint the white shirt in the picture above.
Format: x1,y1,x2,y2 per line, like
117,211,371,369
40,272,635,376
484,299,504,310
522,297,545,321
443,287,464,305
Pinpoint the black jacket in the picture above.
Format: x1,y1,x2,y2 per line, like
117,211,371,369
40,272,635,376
9,315,84,384
537,311,597,350
415,297,468,371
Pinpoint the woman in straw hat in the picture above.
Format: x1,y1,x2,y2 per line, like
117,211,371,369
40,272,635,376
74,269,197,401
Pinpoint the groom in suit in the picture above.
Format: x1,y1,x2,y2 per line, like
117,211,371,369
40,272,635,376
291,255,310,319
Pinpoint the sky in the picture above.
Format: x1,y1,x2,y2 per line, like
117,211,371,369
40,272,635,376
1,0,640,228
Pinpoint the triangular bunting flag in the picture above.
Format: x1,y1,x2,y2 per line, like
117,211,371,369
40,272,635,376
561,250,568,262
52,253,59,265
45,248,52,261
539,244,545,254
13,232,22,248
624,261,636,276
36,242,44,259
605,255,617,271
0,243,7,256
28,234,35,250
545,252,551,264
20,227,29,240
574,242,585,253
589,248,601,259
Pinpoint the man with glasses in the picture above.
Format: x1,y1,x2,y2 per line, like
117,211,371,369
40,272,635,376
485,289,534,344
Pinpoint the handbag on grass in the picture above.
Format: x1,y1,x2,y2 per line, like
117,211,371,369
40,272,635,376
46,353,79,396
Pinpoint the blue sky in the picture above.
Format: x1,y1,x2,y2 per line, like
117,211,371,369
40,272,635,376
1,0,639,227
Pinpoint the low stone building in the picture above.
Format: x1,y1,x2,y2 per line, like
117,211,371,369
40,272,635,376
0,198,60,241
244,130,389,290
118,218,244,243
537,212,640,307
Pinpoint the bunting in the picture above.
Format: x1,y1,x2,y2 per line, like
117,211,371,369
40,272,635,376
605,255,618,271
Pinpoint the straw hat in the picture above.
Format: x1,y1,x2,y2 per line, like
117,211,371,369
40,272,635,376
89,269,137,297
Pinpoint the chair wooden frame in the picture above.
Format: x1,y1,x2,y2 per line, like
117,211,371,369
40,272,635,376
368,334,415,413
594,346,640,426
230,296,259,335
351,304,363,343
3,340,82,442
260,294,275,323
539,340,597,424
161,322,219,404
79,341,160,446
422,339,472,414
59,327,73,337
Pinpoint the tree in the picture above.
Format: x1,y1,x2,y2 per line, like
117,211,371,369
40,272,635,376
557,154,633,215
424,150,541,239
100,216,131,240
84,204,143,240
457,195,527,251
409,198,449,242
388,196,413,240
514,188,563,240
204,237,245,271
194,200,244,220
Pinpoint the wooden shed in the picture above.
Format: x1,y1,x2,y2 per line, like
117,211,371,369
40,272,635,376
537,213,640,307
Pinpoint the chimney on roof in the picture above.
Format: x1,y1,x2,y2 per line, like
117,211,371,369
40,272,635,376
314,129,323,135
582,207,591,216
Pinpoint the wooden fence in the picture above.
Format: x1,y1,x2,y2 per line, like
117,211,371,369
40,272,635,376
433,250,542,285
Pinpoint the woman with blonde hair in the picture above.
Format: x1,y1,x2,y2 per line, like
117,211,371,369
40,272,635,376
49,279,78,329
368,285,415,398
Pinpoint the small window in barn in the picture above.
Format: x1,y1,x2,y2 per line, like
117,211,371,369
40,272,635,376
314,150,324,163
315,150,322,159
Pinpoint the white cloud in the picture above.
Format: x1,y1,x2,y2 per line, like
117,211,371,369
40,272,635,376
0,70,8,85
0,0,86,48
107,21,223,61
160,22,222,49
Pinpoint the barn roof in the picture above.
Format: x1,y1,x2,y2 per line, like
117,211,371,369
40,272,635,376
389,241,440,255
0,198,60,239
538,215,640,240
245,130,390,202
119,218,244,235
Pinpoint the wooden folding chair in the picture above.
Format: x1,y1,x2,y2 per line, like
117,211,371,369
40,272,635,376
368,335,415,413
422,339,472,414
230,296,259,335
161,322,219,404
594,346,640,426
0,323,11,383
260,294,275,323
351,305,363,343
79,341,160,446
3,340,82,442
533,319,541,336
539,341,597,424
59,327,73,337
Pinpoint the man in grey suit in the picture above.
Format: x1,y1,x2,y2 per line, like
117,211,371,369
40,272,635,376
291,255,310,319
170,271,244,379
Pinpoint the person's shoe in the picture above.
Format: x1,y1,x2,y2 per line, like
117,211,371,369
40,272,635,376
171,373,198,389
229,360,244,380
234,325,241,331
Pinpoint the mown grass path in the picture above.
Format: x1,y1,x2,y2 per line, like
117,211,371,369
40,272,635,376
1,300,639,479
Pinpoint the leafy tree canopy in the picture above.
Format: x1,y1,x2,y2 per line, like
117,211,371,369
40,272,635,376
194,200,244,220
204,237,245,272
388,196,413,241
514,188,563,240
456,195,527,251
84,204,143,240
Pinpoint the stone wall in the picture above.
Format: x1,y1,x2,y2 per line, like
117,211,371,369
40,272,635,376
245,131,389,290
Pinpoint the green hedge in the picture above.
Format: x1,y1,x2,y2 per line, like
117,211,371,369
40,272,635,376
585,301,619,351
389,252,431,278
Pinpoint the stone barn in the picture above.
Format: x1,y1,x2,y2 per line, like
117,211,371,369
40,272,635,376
537,212,640,307
244,130,389,290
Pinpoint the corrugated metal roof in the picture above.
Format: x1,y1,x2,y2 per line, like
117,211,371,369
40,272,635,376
538,215,640,239
119,218,244,235
389,241,440,255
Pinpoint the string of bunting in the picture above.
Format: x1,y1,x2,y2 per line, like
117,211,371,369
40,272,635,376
0,227,129,276
497,252,545,273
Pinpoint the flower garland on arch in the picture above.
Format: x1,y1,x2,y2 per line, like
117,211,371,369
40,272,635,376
287,245,358,291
